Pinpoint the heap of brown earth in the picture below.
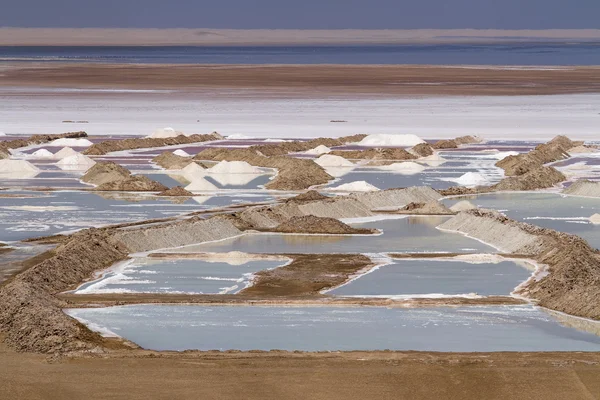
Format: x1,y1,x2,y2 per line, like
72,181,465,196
490,166,566,191
249,134,366,157
194,148,333,190
432,135,482,150
410,143,435,157
273,215,376,234
439,209,600,320
284,190,330,204
329,148,416,160
152,151,194,169
0,131,87,159
83,133,223,156
156,186,193,197
496,135,581,176
391,201,455,215
82,162,168,192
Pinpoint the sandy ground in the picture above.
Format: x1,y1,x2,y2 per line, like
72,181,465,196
2,28,600,46
1,340,599,400
2,64,600,96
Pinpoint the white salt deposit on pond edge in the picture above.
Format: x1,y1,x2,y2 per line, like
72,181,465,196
50,138,94,147
304,145,331,155
30,149,53,158
378,161,426,175
173,149,190,157
357,134,425,147
56,153,96,167
419,153,447,167
590,214,600,224
492,151,520,160
0,159,39,173
181,163,207,181
330,180,380,192
147,127,182,139
446,172,489,187
53,147,78,159
227,134,254,140
185,177,219,191
314,154,354,167
207,160,262,174
450,200,477,212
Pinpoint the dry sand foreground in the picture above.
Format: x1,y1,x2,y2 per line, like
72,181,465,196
2,64,600,96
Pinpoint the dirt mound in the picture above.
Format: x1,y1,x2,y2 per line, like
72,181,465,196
0,131,87,159
437,186,486,196
432,139,458,149
249,135,366,157
491,166,565,191
394,202,454,215
152,151,193,169
329,148,416,160
454,135,483,145
285,190,329,204
156,186,193,197
410,143,435,157
496,135,579,176
82,162,168,192
83,133,221,156
273,215,375,235
562,180,600,198
439,209,600,320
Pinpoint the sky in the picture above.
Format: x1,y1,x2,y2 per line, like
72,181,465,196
1,0,599,29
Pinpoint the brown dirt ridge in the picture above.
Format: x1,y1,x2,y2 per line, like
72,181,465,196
0,131,87,159
82,162,168,192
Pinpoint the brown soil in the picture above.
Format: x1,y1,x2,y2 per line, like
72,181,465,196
284,190,330,204
410,143,435,157
83,133,222,156
432,139,458,149
156,186,193,197
437,186,488,196
454,135,483,145
240,254,374,297
491,166,566,191
250,135,366,157
496,135,580,176
152,151,194,169
0,131,87,159
82,162,168,192
272,215,377,235
390,201,455,215
329,148,416,160
4,64,600,96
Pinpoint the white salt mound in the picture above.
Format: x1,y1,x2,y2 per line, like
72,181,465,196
357,134,425,147
419,153,447,167
148,127,181,139
330,181,380,192
209,174,262,187
185,177,219,191
53,147,79,159
207,160,262,174
182,162,207,178
590,214,600,225
56,153,97,171
304,145,331,155
227,134,254,140
31,149,54,158
450,200,477,212
314,154,354,167
0,159,40,178
173,149,190,157
379,162,426,175
492,151,520,160
450,172,488,187
50,138,94,147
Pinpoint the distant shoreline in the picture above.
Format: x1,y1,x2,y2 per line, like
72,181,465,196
1,28,600,46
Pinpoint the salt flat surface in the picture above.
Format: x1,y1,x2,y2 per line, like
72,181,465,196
1,92,598,140
66,305,600,351
329,259,532,297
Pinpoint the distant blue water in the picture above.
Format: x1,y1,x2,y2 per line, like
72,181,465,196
1,44,600,65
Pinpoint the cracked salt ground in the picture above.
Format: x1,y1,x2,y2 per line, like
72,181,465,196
66,305,600,352
442,192,600,249
73,258,287,295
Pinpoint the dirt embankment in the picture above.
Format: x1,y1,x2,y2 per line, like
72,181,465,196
273,215,377,235
83,133,222,156
329,148,416,160
156,186,193,197
82,162,168,192
240,254,374,297
0,131,87,159
563,180,600,198
152,151,194,169
432,135,482,150
389,201,455,215
284,190,330,203
496,135,580,176
490,166,566,191
439,209,600,320
410,143,435,157
250,135,366,157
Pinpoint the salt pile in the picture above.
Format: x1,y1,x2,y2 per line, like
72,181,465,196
590,214,600,225
56,153,97,171
53,147,79,159
148,127,182,139
314,154,354,168
419,153,447,167
450,200,477,212
50,138,94,147
209,174,262,187
30,149,53,158
0,159,40,178
304,145,331,155
182,163,207,180
449,172,489,187
357,134,425,147
378,162,426,175
227,134,254,140
330,181,380,192
185,177,219,192
492,151,520,160
173,149,190,157
207,160,262,174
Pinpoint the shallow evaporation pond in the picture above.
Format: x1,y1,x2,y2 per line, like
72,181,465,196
168,217,495,254
73,258,286,295
442,192,600,249
66,305,600,352
143,172,273,190
329,259,533,297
